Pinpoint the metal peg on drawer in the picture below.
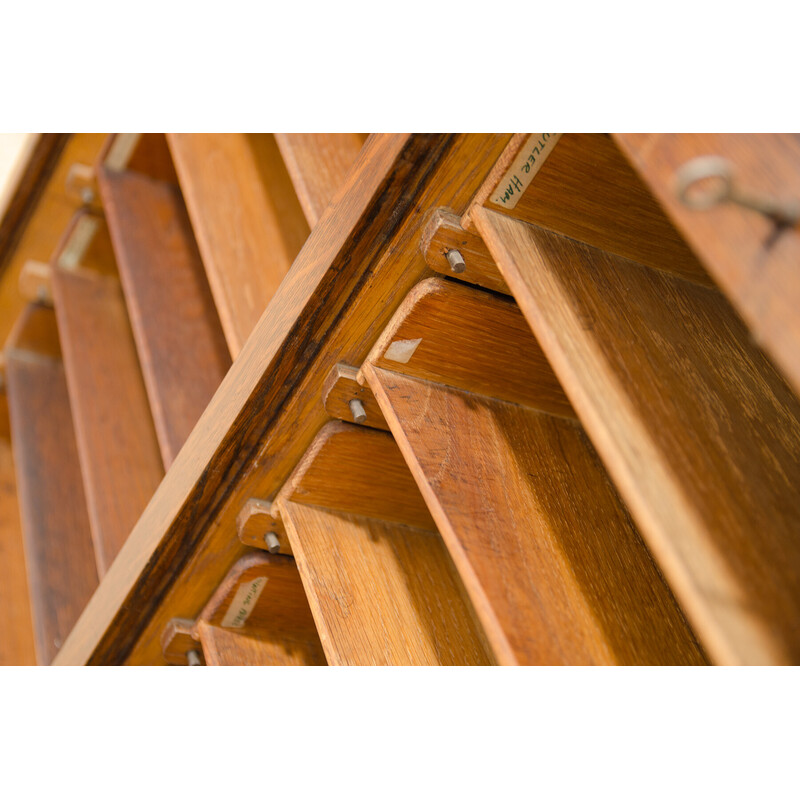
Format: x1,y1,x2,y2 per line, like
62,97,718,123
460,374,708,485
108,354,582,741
675,156,800,227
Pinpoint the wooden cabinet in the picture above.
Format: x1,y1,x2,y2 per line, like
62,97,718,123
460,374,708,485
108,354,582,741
0,132,797,665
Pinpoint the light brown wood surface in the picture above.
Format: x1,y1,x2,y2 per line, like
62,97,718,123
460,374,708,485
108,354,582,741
52,267,164,575
0,434,36,664
191,552,324,666
322,362,389,430
466,133,713,287
274,133,368,228
614,133,800,397
4,304,99,664
195,623,317,666
236,498,291,555
167,133,310,356
362,278,705,665
0,134,107,349
98,167,232,467
276,421,492,665
476,208,800,665
55,134,512,666
364,278,574,418
422,208,510,294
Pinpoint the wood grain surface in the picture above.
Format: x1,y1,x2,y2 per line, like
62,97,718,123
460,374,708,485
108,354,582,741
168,133,310,356
614,133,800,396
236,498,291,555
5,304,98,664
52,267,164,575
276,421,492,665
365,278,574,418
476,208,800,665
191,551,324,666
0,434,36,664
421,209,510,294
0,134,107,349
467,133,713,287
274,133,368,228
361,278,705,665
55,134,512,666
322,362,389,430
98,167,232,467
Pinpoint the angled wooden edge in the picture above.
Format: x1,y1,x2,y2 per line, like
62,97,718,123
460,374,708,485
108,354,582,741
169,551,325,666
421,208,509,294
475,207,800,665
0,134,69,279
4,303,98,664
196,551,320,641
464,133,713,287
161,618,204,666
613,132,800,400
274,133,368,228
462,133,528,228
274,421,493,666
358,276,574,419
54,133,513,666
358,277,705,665
274,420,435,530
98,166,231,468
322,362,388,430
167,133,309,357
50,209,116,275
0,434,37,665
236,498,291,555
51,267,164,576
19,260,53,305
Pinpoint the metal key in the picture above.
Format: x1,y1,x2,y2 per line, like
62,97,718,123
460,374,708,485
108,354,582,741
675,155,800,227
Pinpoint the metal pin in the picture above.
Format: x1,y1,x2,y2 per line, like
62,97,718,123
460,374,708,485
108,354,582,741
445,249,466,273
349,398,367,424
186,649,201,666
81,187,95,205
265,531,281,553
676,156,800,227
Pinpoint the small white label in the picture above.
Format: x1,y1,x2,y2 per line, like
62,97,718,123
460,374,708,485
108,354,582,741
384,338,422,364
489,133,562,210
221,576,268,628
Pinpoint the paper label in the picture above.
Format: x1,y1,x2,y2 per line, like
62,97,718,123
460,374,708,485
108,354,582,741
384,338,422,364
221,576,268,628
489,133,562,210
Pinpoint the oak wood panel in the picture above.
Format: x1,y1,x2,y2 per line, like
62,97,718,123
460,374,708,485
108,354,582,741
161,617,202,665
368,369,705,665
54,134,512,666
167,133,310,356
5,305,98,664
614,133,800,397
322,362,389,430
366,278,574,419
276,422,492,665
274,133,368,228
0,134,107,349
195,623,317,666
360,278,704,665
0,435,36,665
98,167,232,468
192,552,324,666
0,134,67,282
236,498,291,555
422,209,510,294
476,209,800,665
467,133,713,287
52,268,164,575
